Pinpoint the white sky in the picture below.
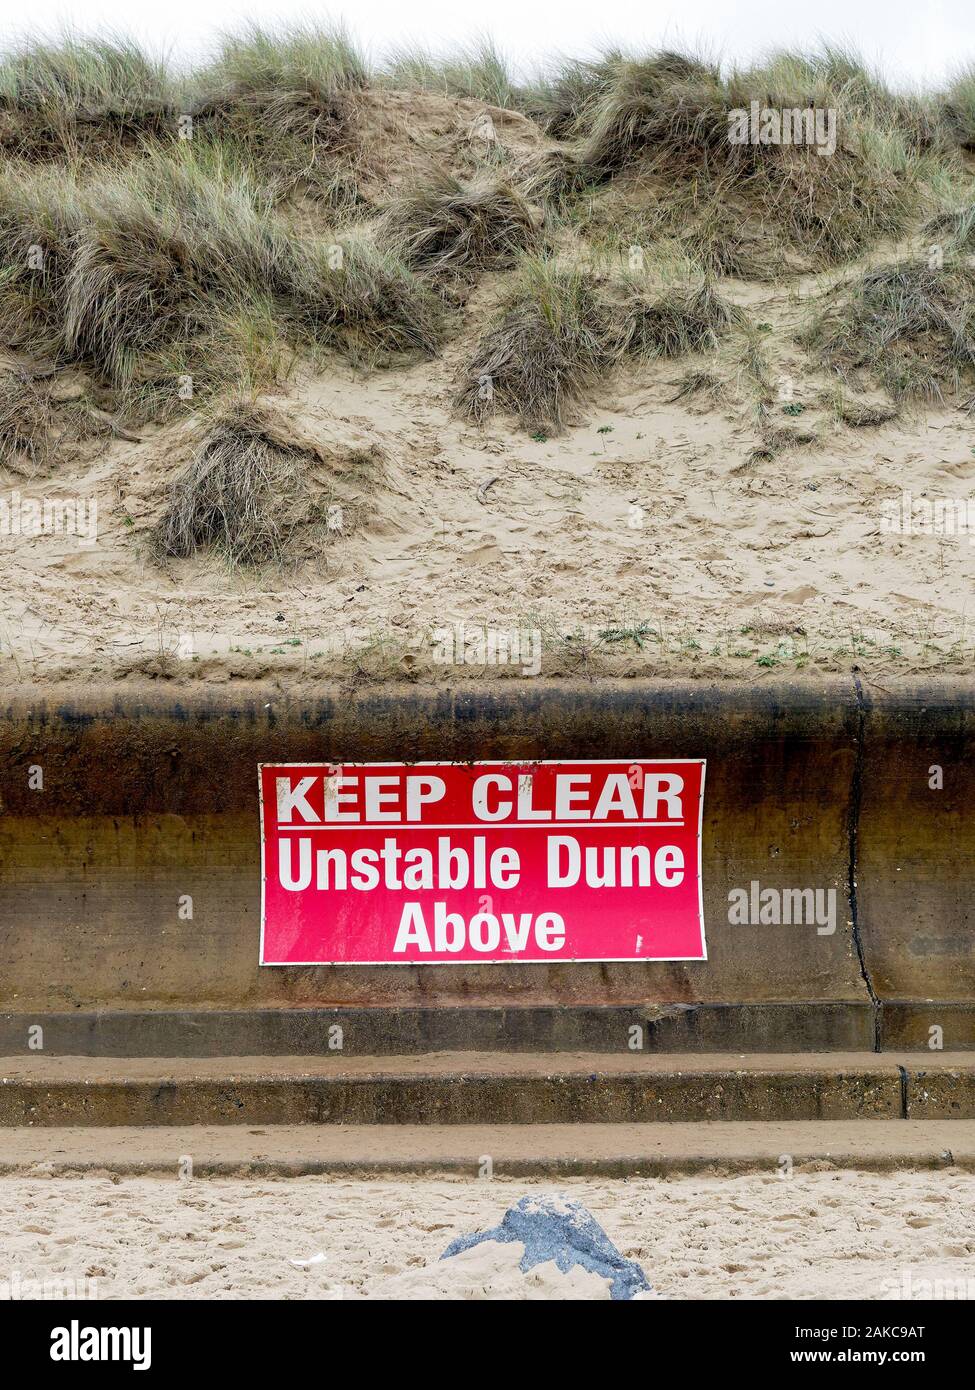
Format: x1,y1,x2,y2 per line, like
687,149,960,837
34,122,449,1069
0,0,971,88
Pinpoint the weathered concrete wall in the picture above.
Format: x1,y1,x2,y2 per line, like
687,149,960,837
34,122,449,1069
0,678,970,1048
857,681,975,1048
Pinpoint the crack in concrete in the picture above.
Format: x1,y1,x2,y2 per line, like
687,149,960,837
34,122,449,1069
848,673,881,1051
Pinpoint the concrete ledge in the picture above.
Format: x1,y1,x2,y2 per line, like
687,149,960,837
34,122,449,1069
0,1052,907,1126
906,1061,975,1119
0,1003,877,1056
0,1120,971,1178
881,1003,975,1051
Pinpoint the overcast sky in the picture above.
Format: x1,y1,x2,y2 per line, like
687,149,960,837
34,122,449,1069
0,0,971,88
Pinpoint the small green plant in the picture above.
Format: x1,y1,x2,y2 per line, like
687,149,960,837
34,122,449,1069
598,622,655,649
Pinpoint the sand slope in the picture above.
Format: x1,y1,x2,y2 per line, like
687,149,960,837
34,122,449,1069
2,311,973,688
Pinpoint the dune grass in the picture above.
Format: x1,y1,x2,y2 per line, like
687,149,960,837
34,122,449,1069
0,143,441,417
197,21,367,97
456,255,737,430
185,23,368,200
741,44,943,148
520,50,630,136
0,24,369,198
610,278,741,358
62,151,289,386
455,258,609,430
382,36,515,109
931,202,975,249
944,66,975,151
804,258,975,402
0,31,175,159
284,228,444,359
0,162,84,357
153,399,310,565
577,50,726,176
833,395,898,428
0,31,172,112
0,370,55,471
1,26,974,438
377,174,539,277
667,366,725,406
559,46,939,269
1,29,972,167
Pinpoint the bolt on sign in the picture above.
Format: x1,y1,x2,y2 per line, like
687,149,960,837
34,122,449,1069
259,760,706,964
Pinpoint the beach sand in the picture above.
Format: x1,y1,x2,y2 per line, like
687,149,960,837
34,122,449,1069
2,1168,974,1300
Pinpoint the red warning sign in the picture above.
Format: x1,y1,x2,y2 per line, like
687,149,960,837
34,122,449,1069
259,759,706,964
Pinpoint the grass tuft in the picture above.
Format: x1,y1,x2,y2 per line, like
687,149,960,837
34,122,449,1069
456,256,737,430
0,370,55,471
377,174,539,277
0,145,441,414
610,278,741,358
285,229,444,360
0,162,84,358
153,399,309,566
558,46,934,271
834,396,899,427
943,65,975,150
0,30,174,158
455,258,609,430
668,366,724,405
189,23,367,199
521,50,629,136
804,258,975,402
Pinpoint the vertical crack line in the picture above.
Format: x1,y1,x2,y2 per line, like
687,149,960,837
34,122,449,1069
848,672,880,1050
897,1064,909,1119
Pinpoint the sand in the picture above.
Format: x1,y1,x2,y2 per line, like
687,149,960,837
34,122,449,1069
3,1169,975,1300
2,262,974,689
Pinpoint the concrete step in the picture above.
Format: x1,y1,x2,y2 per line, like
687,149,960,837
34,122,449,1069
1,1052,972,1127
0,1120,971,1178
0,1003,881,1056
